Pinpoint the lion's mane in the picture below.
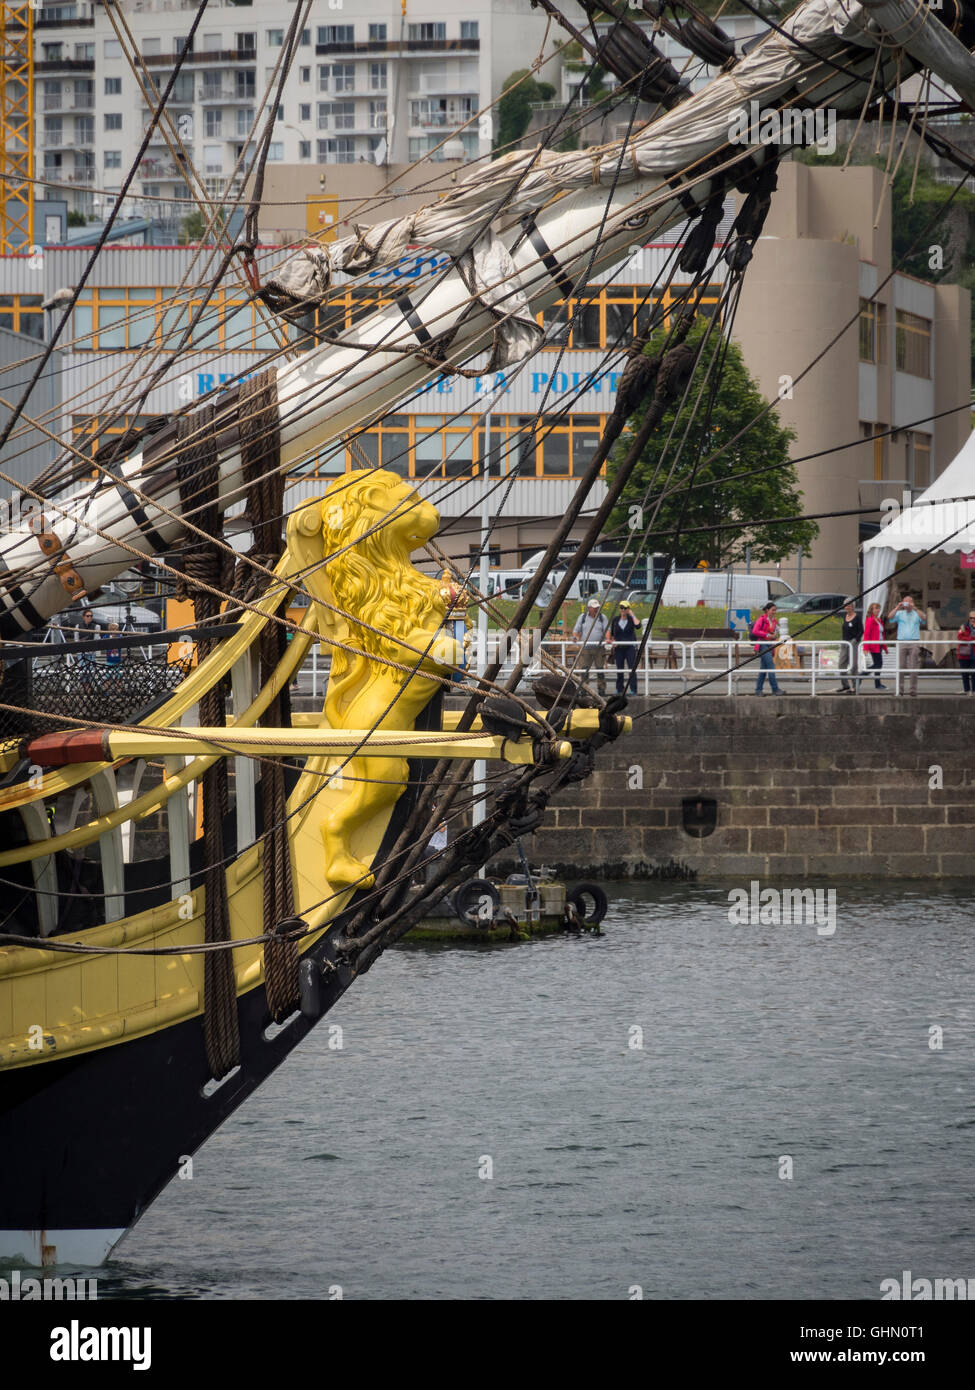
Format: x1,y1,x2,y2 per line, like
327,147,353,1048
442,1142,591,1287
320,470,444,683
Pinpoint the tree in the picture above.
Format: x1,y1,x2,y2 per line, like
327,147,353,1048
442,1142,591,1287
66,210,87,227
178,208,226,244
607,321,818,570
494,69,555,156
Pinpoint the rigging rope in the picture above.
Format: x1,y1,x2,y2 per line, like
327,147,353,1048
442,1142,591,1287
176,406,240,1078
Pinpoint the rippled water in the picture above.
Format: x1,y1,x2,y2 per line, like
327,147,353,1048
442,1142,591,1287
99,881,975,1300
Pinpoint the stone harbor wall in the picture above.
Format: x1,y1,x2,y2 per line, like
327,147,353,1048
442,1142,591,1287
508,696,975,879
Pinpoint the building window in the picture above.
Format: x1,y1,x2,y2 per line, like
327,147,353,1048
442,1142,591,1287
318,101,354,131
369,24,387,42
319,63,355,93
300,29,310,47
203,145,222,174
267,29,283,47
408,23,446,41
104,77,121,96
299,103,311,121
235,34,257,54
300,67,310,83
204,109,222,137
369,99,386,130
299,140,311,159
861,421,887,482
104,39,122,58
460,21,479,40
303,412,610,481
104,150,121,168
317,137,354,163
532,284,717,350
858,297,876,363
104,113,122,131
907,430,933,489
318,25,354,45
71,287,289,353
410,97,475,128
370,62,387,91
267,142,283,161
895,309,931,377
0,295,44,341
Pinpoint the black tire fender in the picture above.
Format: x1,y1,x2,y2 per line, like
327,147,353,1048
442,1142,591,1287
566,882,608,926
453,878,500,927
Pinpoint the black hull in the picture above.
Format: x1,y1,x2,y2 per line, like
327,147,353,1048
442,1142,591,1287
0,918,357,1253
0,699,442,1260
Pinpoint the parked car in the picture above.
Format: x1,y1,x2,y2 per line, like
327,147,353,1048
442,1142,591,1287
659,571,795,609
775,592,849,615
599,585,657,605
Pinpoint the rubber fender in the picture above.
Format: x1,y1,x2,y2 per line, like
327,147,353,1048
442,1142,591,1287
453,877,501,927
566,882,608,926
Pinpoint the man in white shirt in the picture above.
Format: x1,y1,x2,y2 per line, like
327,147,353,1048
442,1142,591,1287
887,594,924,695
572,598,610,695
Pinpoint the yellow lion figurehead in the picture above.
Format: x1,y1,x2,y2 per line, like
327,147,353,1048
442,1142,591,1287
313,469,445,673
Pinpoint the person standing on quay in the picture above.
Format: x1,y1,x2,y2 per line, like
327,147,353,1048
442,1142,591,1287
609,600,642,695
888,593,923,695
838,601,863,694
958,609,975,693
751,601,781,696
572,598,610,696
863,602,888,690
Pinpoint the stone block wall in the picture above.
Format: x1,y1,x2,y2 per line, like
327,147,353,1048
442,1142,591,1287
516,696,975,878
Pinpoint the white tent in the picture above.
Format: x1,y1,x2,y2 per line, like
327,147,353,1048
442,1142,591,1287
862,430,975,620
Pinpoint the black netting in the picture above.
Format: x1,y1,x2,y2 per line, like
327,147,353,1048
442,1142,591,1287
0,653,193,740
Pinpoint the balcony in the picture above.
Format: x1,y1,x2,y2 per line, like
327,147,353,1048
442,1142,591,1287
34,58,95,74
315,38,479,56
65,169,96,185
199,87,257,104
141,48,256,66
40,132,64,149
139,161,183,181
409,110,475,130
35,14,94,28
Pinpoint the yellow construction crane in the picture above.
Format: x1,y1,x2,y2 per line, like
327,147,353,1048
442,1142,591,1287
0,2,33,254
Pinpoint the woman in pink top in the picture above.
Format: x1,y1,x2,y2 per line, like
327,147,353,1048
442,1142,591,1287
862,602,888,691
752,602,781,695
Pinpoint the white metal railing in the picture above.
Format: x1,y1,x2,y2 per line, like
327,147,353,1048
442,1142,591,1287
297,635,973,700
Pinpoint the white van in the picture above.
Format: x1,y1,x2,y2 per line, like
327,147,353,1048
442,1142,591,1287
520,569,616,604
660,571,795,609
484,571,531,600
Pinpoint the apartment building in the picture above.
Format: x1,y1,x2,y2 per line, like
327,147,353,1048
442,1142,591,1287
30,0,565,222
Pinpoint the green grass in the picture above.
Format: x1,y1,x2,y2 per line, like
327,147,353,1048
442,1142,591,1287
483,600,843,642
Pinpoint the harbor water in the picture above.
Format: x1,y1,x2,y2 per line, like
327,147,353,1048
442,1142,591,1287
99,881,974,1300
